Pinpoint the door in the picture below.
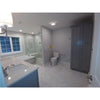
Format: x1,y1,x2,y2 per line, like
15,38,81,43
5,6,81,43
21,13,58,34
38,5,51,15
71,23,93,73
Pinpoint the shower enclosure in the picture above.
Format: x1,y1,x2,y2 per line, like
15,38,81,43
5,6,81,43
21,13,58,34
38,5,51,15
24,32,43,65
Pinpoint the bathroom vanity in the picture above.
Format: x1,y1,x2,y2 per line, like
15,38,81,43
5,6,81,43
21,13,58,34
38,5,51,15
1,57,39,87
4,64,39,87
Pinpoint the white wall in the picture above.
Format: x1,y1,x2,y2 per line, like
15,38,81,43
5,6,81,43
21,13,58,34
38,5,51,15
90,13,100,86
41,26,53,64
52,27,71,62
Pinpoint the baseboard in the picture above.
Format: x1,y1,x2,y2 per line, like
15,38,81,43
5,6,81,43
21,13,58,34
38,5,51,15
71,67,88,74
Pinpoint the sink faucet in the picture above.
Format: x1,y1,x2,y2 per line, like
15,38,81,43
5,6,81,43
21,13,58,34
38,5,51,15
3,66,9,77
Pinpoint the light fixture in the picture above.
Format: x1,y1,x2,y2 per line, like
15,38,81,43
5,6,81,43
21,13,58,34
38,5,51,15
0,12,13,36
32,32,34,34
8,76,11,80
49,21,56,26
19,29,23,32
24,69,27,72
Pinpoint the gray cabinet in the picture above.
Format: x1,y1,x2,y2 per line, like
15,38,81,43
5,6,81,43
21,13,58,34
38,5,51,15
71,23,93,73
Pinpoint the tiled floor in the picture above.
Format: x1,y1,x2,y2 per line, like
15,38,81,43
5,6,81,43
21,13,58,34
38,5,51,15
38,62,89,87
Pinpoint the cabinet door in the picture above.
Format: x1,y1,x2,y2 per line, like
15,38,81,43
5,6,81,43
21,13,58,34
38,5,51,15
71,23,93,73
71,26,81,71
9,69,39,87
80,23,93,73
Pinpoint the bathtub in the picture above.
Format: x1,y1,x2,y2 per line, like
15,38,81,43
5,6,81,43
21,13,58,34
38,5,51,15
4,64,39,87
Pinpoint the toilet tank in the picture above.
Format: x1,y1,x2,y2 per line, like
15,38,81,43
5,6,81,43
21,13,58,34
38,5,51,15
53,52,59,58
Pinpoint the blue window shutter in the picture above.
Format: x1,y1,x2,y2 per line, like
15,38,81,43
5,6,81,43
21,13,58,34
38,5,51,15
0,36,11,53
12,37,20,51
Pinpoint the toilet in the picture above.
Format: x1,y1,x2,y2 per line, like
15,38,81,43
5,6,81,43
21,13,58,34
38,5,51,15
51,52,59,66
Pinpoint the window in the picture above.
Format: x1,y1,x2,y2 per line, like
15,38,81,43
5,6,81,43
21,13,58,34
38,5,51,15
12,37,20,51
0,36,20,54
0,36,11,53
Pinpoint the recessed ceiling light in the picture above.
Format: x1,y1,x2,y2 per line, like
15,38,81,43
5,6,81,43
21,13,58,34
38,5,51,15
19,29,23,32
49,22,56,26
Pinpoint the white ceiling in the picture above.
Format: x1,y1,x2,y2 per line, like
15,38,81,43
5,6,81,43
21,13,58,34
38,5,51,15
8,13,93,34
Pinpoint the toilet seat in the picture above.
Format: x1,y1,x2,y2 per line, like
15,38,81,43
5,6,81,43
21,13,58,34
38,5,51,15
50,52,59,66
51,57,57,60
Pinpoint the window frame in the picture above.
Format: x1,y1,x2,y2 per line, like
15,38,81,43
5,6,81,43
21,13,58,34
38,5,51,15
0,36,12,53
12,37,20,52
0,36,22,56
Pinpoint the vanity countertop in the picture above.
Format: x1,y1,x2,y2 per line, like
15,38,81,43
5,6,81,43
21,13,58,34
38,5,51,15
5,64,38,86
1,56,39,87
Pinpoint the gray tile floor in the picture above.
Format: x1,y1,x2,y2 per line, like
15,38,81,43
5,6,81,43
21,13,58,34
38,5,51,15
38,62,89,87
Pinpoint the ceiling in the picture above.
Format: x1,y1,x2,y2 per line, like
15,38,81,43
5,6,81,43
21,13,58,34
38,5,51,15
8,13,93,34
